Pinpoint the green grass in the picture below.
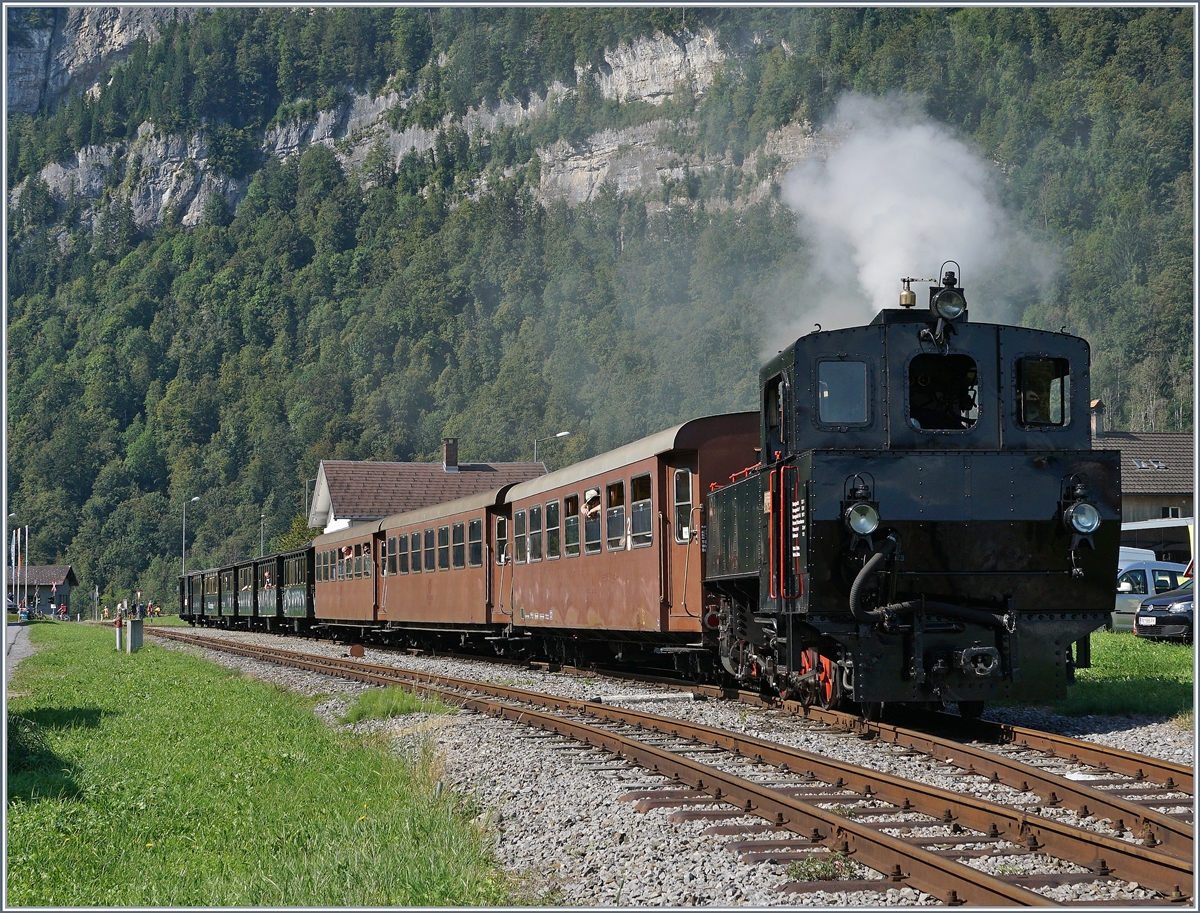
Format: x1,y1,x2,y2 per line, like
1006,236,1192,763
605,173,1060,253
341,686,458,723
1052,630,1194,719
786,851,858,881
6,622,525,906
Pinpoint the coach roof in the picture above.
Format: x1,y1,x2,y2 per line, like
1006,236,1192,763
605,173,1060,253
314,487,511,547
505,412,757,503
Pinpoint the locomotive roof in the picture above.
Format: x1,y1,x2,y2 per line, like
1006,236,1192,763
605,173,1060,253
505,412,757,503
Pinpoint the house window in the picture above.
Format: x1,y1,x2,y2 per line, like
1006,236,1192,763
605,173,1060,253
674,469,693,543
1163,507,1182,519
424,529,435,572
410,531,421,573
514,510,527,563
438,526,450,570
529,504,543,561
1017,357,1071,427
468,518,483,567
452,522,465,569
606,481,626,551
909,353,978,430
398,535,409,574
564,495,581,557
631,474,652,547
496,516,509,565
546,500,561,559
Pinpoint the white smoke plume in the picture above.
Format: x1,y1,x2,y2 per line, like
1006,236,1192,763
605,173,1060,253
772,92,1057,342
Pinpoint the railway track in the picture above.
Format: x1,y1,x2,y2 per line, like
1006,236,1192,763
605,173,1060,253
151,628,1193,906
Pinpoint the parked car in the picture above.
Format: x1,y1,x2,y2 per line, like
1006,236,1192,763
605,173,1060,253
1118,546,1157,574
1112,560,1189,632
1134,579,1193,643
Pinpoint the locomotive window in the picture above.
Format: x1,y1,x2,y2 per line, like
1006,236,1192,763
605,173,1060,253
564,495,581,557
514,510,527,563
529,504,543,562
398,535,409,574
468,518,482,567
411,531,421,573
631,474,653,548
424,529,435,572
817,361,869,425
546,501,561,559
606,481,626,551
1017,357,1071,427
452,522,465,569
438,526,450,570
908,354,978,431
496,517,509,565
1118,569,1147,595
674,469,692,543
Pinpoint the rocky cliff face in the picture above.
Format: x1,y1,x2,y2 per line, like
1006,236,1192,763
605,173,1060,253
13,19,823,232
7,7,188,115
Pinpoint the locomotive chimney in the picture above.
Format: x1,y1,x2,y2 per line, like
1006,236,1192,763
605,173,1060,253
1090,399,1105,440
443,437,459,472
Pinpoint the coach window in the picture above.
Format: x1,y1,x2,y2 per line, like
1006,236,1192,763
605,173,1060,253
410,531,422,573
908,353,978,431
452,522,466,569
529,504,543,561
631,474,653,547
546,501,561,559
564,495,581,557
584,494,602,555
398,535,409,574
496,516,509,564
468,518,483,567
363,542,372,577
438,526,450,570
817,360,870,425
674,469,693,543
514,510,527,563
606,481,626,551
424,529,435,572
1017,357,1071,427
352,544,362,578
386,537,397,576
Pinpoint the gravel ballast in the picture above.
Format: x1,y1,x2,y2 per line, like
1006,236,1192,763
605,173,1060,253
157,627,1191,906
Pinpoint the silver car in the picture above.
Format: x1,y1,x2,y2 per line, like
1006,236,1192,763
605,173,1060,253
1113,560,1189,632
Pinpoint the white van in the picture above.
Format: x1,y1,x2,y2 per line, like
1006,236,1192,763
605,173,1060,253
1118,546,1157,574
1112,559,1189,632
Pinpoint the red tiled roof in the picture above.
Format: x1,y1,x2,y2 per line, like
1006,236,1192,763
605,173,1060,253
319,460,545,521
6,565,78,587
1094,432,1194,496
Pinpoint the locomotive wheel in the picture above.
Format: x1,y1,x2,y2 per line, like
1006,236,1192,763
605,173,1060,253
861,701,886,722
808,649,838,710
957,700,985,720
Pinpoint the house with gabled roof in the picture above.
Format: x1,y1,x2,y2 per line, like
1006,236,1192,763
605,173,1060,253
7,565,78,612
306,438,546,534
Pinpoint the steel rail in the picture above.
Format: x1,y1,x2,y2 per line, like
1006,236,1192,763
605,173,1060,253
151,630,1054,906
782,705,1193,863
153,629,1192,900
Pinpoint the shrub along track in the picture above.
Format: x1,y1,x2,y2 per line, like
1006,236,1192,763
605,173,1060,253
150,628,1192,906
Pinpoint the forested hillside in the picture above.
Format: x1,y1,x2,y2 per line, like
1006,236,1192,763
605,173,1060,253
6,7,1192,605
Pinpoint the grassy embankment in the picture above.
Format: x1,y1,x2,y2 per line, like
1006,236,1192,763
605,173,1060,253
6,620,523,906
1054,630,1193,725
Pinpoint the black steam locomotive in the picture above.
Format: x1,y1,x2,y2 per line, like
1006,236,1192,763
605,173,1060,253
704,264,1120,718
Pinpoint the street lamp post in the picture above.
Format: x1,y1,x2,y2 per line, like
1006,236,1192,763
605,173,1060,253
182,496,200,577
533,431,571,462
260,513,266,558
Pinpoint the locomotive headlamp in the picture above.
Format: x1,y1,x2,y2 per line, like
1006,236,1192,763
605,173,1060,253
845,502,881,536
928,264,967,321
1063,501,1101,535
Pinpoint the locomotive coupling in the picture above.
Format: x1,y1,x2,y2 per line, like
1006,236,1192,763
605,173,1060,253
955,646,1002,677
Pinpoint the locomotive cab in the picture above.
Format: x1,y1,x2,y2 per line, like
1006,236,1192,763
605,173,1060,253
706,267,1120,715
